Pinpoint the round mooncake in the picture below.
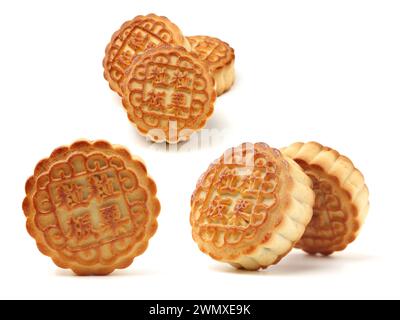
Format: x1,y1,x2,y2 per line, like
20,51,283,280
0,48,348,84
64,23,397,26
23,140,160,275
190,143,315,270
122,46,216,144
188,36,235,96
104,14,191,96
282,142,369,255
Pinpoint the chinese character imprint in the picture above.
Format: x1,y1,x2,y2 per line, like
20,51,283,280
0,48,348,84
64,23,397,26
229,200,252,227
100,204,130,235
66,214,99,242
55,183,85,209
145,91,166,111
90,174,115,200
149,67,169,86
168,92,189,116
205,196,232,223
171,70,192,90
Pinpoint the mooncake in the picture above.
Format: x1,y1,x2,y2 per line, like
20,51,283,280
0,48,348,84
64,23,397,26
104,14,191,96
122,46,216,144
282,142,369,255
190,143,315,270
23,140,160,275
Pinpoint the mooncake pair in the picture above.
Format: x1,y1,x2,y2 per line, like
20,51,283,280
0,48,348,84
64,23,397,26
191,142,369,270
23,140,368,275
103,14,236,143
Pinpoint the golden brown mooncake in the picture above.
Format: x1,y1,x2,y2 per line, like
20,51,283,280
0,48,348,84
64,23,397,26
190,143,315,270
188,36,235,96
22,140,161,276
122,46,217,144
282,142,369,255
103,14,191,96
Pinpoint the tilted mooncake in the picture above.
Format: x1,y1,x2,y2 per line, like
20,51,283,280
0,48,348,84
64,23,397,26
104,14,191,96
23,140,160,275
190,143,315,270
188,36,235,96
282,142,369,255
122,46,217,144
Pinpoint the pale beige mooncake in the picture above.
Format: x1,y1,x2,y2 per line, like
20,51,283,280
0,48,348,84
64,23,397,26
188,36,235,96
23,140,161,275
104,14,191,96
282,142,369,255
190,143,315,270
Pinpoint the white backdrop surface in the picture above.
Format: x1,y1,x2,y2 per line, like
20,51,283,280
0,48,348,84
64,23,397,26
0,0,399,300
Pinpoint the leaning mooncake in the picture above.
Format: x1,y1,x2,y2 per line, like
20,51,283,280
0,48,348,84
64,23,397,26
282,142,369,255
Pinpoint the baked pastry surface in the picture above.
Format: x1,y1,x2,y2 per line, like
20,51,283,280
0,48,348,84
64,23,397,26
23,140,160,275
282,142,369,255
104,14,191,96
191,143,314,270
188,36,235,96
122,46,216,144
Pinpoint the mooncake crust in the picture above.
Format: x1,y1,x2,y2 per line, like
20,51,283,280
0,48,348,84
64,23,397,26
190,143,314,270
282,142,369,255
23,140,161,275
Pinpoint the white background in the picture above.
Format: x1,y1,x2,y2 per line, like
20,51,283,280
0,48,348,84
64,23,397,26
0,0,399,300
